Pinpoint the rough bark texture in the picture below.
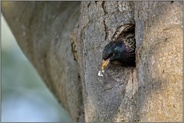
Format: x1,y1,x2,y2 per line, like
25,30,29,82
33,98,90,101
72,1,137,122
134,1,183,121
72,1,183,122
2,1,183,122
2,2,84,121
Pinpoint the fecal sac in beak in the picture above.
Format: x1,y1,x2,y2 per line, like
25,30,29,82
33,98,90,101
101,59,110,70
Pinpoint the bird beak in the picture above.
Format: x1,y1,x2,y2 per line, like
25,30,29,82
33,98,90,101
102,59,110,70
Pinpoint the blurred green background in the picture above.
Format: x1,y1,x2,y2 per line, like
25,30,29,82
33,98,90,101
1,15,72,122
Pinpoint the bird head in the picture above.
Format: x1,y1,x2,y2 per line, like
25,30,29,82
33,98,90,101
102,41,125,70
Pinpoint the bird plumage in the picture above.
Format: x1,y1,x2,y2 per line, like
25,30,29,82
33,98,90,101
102,24,135,68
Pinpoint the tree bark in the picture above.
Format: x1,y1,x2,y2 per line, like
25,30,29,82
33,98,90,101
134,1,183,122
2,1,183,122
2,1,84,121
72,1,137,122
72,1,183,122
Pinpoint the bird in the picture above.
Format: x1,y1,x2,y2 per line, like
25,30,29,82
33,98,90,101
101,24,135,71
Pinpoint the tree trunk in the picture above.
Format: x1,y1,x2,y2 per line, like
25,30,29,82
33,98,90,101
2,1,84,121
2,1,183,122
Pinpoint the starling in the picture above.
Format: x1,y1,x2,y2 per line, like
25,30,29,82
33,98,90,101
101,24,135,71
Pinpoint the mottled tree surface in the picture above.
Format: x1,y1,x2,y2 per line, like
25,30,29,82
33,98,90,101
2,2,83,121
2,1,183,122
135,2,183,122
